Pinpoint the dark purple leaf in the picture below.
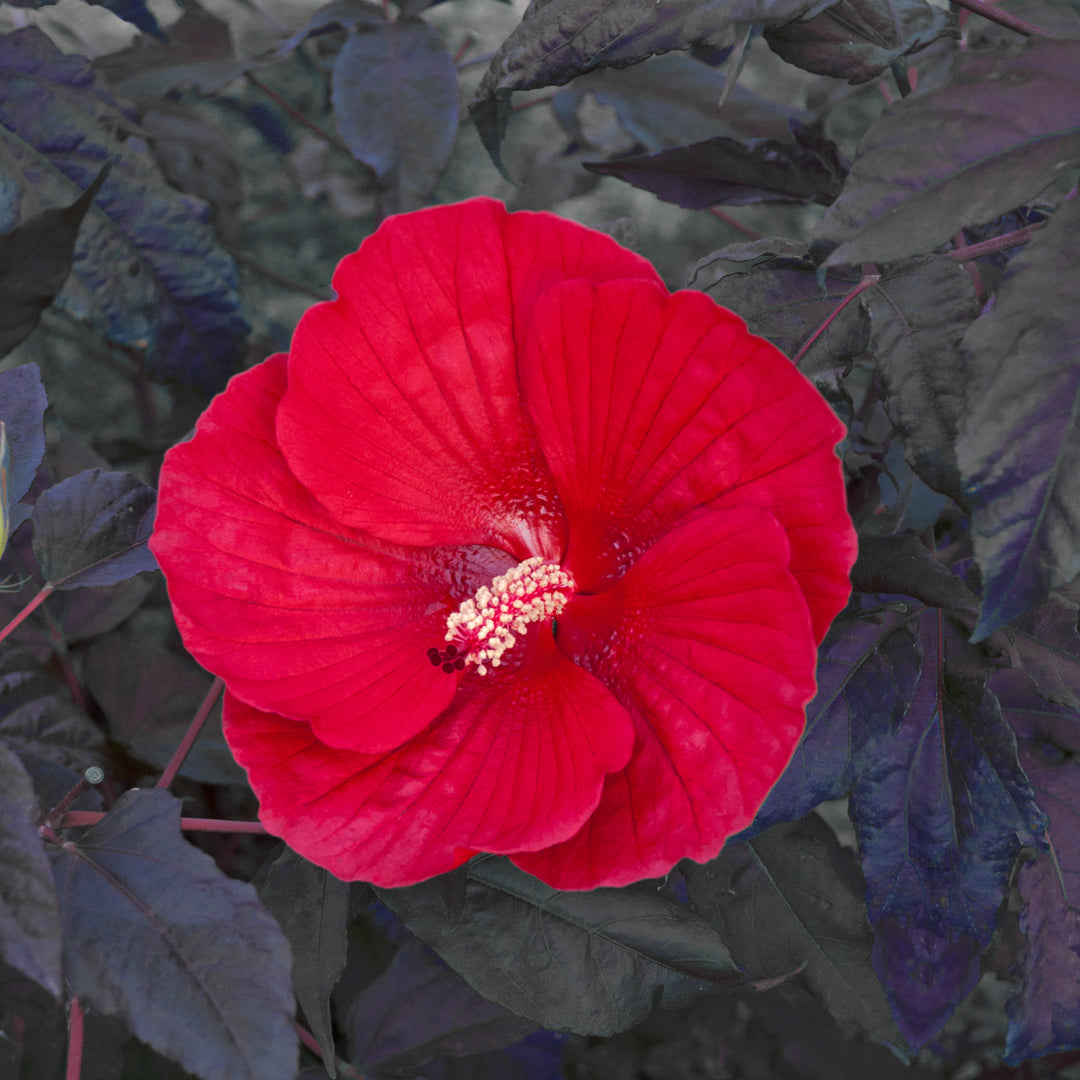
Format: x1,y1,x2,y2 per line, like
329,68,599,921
852,612,1046,1046
1001,595,1080,711
851,534,980,623
30,469,156,590
0,648,104,774
470,0,832,175
956,197,1080,640
865,257,980,508
331,16,459,212
996,670,1080,1062
48,788,297,1080
705,255,868,377
685,815,904,1046
0,742,62,1000
0,162,110,359
764,0,956,84
83,634,243,786
260,848,350,1074
375,855,741,1036
814,40,1080,267
553,53,810,151
0,363,46,520
750,598,923,832
0,28,249,392
584,123,848,208
348,940,537,1077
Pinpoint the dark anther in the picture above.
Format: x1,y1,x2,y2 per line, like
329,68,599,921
445,643,458,658
454,657,466,670
427,647,442,666
442,661,456,673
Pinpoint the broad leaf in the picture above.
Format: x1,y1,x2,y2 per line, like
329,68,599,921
0,742,62,999
375,855,741,1036
813,39,1080,267
1001,595,1080,711
83,634,243,786
348,940,536,1077
331,16,459,212
0,162,110,359
585,124,847,208
0,363,46,544
865,257,979,508
0,29,248,392
553,53,810,151
685,815,903,1046
31,469,156,589
470,0,833,174
852,613,1046,1046
997,671,1080,1063
956,196,1080,639
765,0,955,84
49,789,297,1080
850,534,980,623
0,648,104,774
260,848,350,1074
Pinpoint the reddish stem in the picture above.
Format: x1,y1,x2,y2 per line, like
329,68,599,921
948,0,1055,36
706,206,764,240
0,584,54,644
66,997,85,1080
954,231,986,301
793,274,880,366
56,811,268,833
247,75,354,157
949,219,1046,262
452,32,478,65
156,677,225,790
296,1021,367,1079
510,94,554,113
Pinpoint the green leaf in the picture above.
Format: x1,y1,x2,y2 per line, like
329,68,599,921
375,856,741,1036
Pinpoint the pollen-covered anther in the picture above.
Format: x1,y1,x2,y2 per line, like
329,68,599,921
445,556,575,675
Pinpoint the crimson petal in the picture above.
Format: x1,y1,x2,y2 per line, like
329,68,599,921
151,355,500,754
222,631,634,885
515,504,818,889
275,198,661,556
520,277,855,639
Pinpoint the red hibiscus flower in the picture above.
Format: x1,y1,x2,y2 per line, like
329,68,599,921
151,198,855,889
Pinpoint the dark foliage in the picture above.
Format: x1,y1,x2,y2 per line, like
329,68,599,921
1,0,1079,1077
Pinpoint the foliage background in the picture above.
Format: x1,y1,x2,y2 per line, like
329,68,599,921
1,0,1079,1077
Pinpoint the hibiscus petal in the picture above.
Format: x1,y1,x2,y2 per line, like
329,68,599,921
222,631,635,885
275,197,660,556
520,277,855,640
151,355,507,754
513,504,817,889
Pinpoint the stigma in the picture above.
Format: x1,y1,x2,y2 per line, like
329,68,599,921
434,557,575,676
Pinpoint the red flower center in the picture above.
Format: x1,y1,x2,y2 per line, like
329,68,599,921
429,557,576,676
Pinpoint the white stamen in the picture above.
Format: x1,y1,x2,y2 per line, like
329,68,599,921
445,556,575,675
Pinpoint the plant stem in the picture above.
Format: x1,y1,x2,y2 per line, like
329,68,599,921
706,206,764,240
156,678,226,790
56,811,268,833
66,998,84,1080
296,1022,368,1079
949,219,1046,262
890,60,913,97
954,231,986,301
949,0,1055,37
793,273,880,366
247,74,355,158
0,584,53,644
